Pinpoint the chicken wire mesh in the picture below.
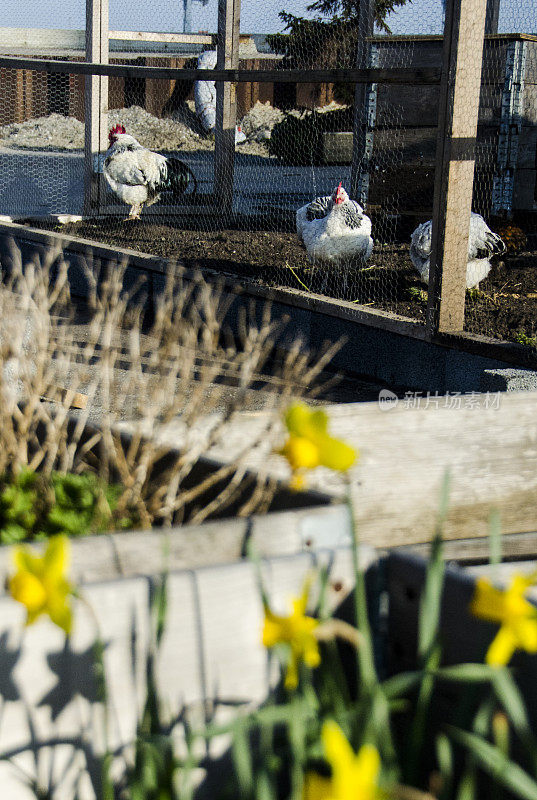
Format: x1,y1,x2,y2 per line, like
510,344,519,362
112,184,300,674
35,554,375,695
0,67,85,216
0,0,536,350
464,30,537,345
227,0,442,314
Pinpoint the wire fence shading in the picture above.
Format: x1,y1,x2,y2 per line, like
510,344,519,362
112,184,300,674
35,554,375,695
0,0,535,354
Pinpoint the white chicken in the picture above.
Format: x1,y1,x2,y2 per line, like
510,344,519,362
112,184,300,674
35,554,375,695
296,183,373,268
103,124,196,220
410,212,506,289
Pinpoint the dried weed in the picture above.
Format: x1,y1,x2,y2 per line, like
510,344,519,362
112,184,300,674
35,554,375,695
0,241,339,529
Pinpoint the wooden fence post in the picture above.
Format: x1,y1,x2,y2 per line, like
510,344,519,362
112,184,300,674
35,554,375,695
84,0,109,216
426,0,488,334
350,0,375,203
214,0,240,217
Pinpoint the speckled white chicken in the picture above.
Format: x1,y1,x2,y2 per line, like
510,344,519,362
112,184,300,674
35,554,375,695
410,212,506,289
296,183,374,267
103,124,196,219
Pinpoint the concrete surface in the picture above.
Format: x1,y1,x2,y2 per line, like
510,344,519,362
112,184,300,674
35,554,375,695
0,147,348,217
481,366,537,392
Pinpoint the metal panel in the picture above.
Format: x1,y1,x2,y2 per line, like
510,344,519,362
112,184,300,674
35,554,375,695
492,40,527,213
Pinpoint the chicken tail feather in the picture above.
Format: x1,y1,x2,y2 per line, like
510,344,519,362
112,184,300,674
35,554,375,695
157,158,198,197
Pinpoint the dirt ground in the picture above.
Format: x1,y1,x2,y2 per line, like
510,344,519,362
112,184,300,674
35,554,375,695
34,217,537,347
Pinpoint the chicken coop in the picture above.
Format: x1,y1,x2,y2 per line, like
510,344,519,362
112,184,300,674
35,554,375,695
0,0,536,364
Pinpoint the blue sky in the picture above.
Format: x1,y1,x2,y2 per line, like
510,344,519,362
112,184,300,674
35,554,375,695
0,0,534,36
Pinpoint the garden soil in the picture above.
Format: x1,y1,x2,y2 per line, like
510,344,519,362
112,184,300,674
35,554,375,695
31,217,537,346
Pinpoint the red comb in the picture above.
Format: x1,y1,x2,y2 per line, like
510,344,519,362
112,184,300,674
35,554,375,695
108,124,126,143
334,182,345,204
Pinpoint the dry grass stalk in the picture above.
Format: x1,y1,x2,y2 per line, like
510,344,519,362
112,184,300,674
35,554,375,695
0,240,341,530
0,243,98,478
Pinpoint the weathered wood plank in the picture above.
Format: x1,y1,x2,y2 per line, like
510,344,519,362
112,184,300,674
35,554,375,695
375,85,440,127
374,38,443,69
426,0,488,334
375,85,503,127
0,548,367,800
324,132,354,164
370,125,499,168
22,392,518,555
517,126,537,168
157,572,205,709
107,505,348,578
387,551,537,727
213,395,537,547
0,496,351,588
393,530,537,563
14,69,25,124
522,41,537,116
109,30,215,45
196,561,270,703
0,576,151,782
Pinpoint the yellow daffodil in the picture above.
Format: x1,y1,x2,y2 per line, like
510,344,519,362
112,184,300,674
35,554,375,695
277,404,357,489
9,535,74,635
304,721,382,800
470,573,537,666
262,578,320,689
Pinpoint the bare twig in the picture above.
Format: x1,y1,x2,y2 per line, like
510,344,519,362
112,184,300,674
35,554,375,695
0,246,340,528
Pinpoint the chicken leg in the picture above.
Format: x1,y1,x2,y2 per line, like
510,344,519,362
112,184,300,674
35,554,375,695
126,203,142,221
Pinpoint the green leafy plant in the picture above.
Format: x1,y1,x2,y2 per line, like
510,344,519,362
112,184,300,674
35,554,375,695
268,108,353,165
194,473,537,800
466,287,498,305
407,287,428,303
512,331,537,349
0,469,135,544
0,469,39,544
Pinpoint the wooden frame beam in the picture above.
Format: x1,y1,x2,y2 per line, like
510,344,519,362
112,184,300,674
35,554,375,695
0,56,442,85
214,0,241,217
84,0,109,216
426,0,488,334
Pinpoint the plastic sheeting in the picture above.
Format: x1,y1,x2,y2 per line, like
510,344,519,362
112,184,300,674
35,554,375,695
194,50,247,143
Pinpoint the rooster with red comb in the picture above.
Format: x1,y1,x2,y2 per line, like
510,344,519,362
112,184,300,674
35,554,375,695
103,124,196,219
